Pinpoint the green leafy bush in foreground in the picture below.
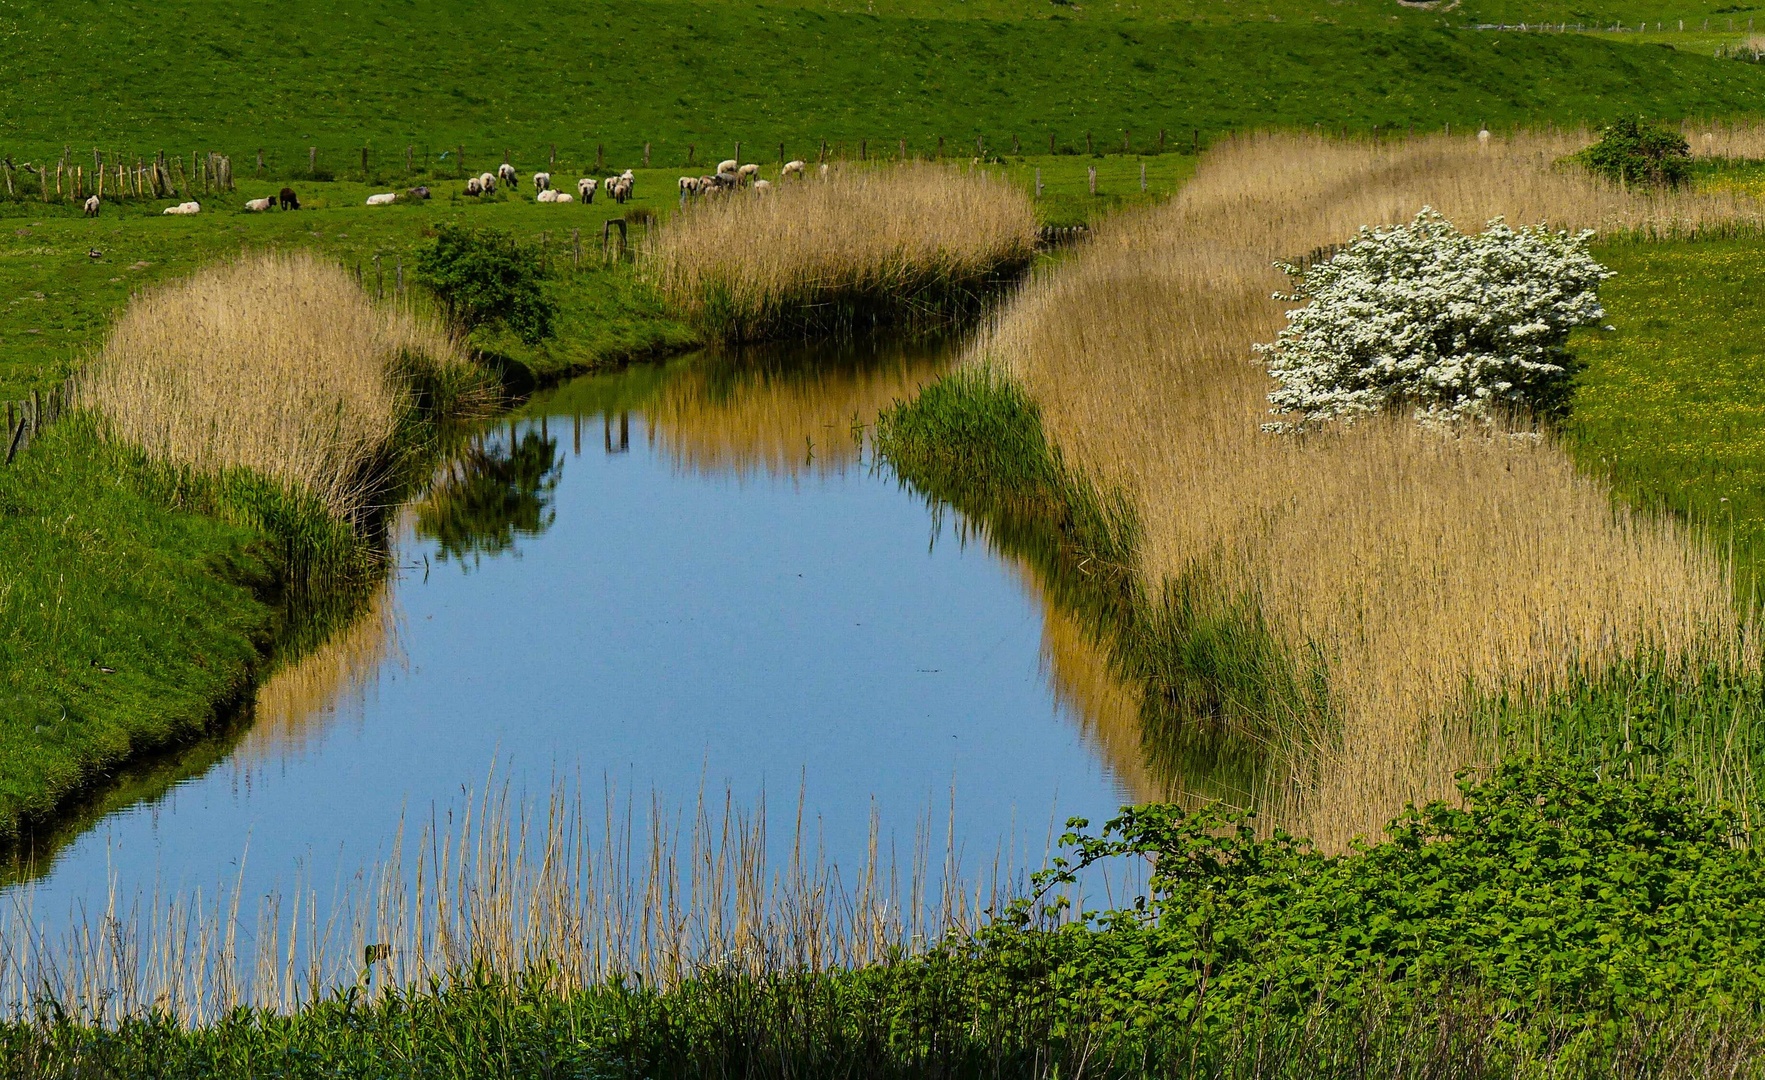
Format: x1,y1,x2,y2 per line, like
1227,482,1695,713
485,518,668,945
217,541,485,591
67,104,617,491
993,756,1765,1039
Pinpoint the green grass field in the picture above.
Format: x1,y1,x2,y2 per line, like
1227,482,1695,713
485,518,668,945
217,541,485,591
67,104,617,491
1566,236,1765,604
3,0,1764,173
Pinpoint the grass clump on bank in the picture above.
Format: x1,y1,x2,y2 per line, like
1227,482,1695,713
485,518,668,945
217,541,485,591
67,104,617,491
649,165,1036,343
78,251,487,576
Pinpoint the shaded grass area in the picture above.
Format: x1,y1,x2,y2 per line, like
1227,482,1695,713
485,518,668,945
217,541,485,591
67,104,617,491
0,419,284,847
1565,237,1765,604
3,1,1765,165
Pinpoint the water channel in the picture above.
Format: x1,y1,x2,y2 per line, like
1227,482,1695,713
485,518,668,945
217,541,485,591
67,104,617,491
4,337,1181,963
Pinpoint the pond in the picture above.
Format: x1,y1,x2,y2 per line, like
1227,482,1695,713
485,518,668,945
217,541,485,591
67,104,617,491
3,337,1184,979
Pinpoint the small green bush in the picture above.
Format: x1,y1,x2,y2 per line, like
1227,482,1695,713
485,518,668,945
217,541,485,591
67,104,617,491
414,223,556,344
1574,117,1691,188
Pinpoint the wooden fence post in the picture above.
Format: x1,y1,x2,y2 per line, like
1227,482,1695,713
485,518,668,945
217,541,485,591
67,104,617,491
1193,129,1199,154
734,141,740,164
934,136,942,159
1012,134,1020,154
550,143,557,169
361,146,369,174
406,145,414,173
778,142,785,164
257,148,264,177
974,135,982,157
597,144,604,170
1140,161,1146,191
1049,133,1056,154
374,253,383,299
572,227,581,271
861,139,867,161
1034,167,1042,198
1158,128,1166,153
1123,129,1129,153
1087,165,1096,195
644,142,651,167
1085,131,1092,154
687,143,695,165
309,147,317,173
396,256,404,297
899,136,906,160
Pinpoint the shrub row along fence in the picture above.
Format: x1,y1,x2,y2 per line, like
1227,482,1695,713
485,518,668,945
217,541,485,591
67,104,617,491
0,150,234,204
3,379,72,467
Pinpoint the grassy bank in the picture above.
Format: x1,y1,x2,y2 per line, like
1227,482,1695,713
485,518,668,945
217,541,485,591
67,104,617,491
4,1,1765,165
0,254,490,852
1565,237,1765,604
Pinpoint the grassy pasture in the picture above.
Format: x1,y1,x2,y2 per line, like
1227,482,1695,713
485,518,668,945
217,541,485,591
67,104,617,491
2,0,1765,168
1566,237,1765,605
0,158,1185,399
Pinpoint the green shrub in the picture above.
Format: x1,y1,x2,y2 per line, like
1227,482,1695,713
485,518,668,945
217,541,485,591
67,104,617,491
414,224,556,344
1574,117,1691,188
988,756,1765,1041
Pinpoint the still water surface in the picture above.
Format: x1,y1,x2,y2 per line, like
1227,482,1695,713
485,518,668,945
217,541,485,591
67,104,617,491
6,339,1169,935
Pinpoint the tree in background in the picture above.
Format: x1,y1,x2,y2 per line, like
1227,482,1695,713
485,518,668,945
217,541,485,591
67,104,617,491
414,224,555,345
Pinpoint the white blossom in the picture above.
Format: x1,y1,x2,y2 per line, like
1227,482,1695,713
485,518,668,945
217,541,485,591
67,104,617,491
1256,208,1610,432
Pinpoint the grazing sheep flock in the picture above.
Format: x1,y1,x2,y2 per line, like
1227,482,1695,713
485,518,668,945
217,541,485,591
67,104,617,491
133,148,811,224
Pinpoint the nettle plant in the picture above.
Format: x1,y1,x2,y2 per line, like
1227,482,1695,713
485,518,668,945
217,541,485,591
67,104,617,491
1257,208,1610,432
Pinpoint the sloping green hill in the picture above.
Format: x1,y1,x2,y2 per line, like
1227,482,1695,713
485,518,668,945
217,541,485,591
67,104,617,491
1,1,1762,171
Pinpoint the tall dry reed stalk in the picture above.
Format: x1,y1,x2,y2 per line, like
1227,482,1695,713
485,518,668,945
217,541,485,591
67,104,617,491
974,130,1760,849
648,164,1036,342
79,251,471,522
0,777,1033,1027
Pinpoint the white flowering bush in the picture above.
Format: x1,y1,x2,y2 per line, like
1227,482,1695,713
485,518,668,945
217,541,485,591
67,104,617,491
1257,208,1610,432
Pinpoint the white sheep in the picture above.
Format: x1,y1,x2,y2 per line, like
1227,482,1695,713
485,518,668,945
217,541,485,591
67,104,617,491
751,179,772,194
536,189,560,203
162,201,201,215
365,192,397,206
818,163,829,178
612,177,632,203
737,163,759,184
577,177,596,202
479,172,497,193
716,158,738,176
533,171,552,192
553,192,573,204
244,197,273,212
678,176,698,195
84,195,101,217
466,177,483,195
781,160,806,179
1477,128,1491,145
602,176,618,194
498,162,518,188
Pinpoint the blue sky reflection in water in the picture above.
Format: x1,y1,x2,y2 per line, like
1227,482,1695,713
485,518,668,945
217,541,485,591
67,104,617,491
5,341,1154,935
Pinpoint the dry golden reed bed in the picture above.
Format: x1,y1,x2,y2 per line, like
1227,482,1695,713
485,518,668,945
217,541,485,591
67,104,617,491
0,779,1018,1025
80,251,471,522
977,130,1762,848
648,163,1037,342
